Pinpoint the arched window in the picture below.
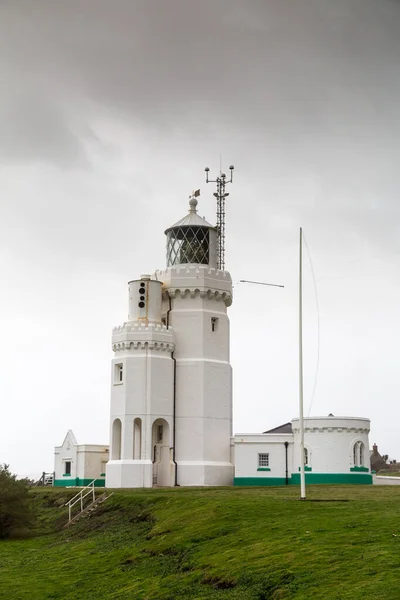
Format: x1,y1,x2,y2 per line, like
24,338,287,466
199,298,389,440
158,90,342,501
353,441,365,467
112,419,122,460
353,443,358,466
133,418,142,460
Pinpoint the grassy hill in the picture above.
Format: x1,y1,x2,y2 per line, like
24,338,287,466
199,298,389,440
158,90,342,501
1,485,400,599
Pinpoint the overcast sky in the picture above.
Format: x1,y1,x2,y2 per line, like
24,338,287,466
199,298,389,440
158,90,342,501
1,0,400,478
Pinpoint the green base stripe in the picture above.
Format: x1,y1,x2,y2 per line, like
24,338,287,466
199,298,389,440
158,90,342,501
291,472,372,485
54,478,106,488
234,477,288,486
234,472,373,486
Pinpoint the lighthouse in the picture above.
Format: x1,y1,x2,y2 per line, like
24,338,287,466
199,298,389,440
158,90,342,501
106,190,234,488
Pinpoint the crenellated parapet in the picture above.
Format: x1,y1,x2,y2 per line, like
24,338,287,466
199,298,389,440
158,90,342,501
164,287,232,305
292,426,370,434
113,323,170,335
112,322,175,353
113,340,175,352
291,417,370,435
157,264,232,279
156,265,233,307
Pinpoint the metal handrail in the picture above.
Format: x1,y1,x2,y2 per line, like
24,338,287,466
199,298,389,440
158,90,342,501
65,479,97,522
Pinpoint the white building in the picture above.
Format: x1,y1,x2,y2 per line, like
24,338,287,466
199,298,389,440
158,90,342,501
234,416,372,486
103,190,372,489
106,195,233,488
54,430,109,487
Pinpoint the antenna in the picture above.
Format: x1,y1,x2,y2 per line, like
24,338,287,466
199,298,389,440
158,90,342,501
204,164,234,270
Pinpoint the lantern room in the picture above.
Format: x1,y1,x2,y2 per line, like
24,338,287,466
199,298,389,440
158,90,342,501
164,195,217,268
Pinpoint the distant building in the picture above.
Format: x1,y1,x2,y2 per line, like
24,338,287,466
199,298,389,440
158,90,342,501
370,443,388,473
54,430,109,487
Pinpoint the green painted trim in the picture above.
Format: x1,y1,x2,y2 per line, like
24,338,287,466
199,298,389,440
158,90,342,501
257,468,271,471
234,477,288,486
291,472,372,485
100,473,106,477
62,473,72,477
234,472,373,486
298,466,312,472
54,478,106,488
78,478,106,487
54,478,78,487
350,466,369,472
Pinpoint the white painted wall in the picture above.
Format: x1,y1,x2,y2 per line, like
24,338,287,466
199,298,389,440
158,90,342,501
54,430,78,481
292,416,370,473
107,276,176,488
158,265,234,486
234,417,371,482
234,434,294,480
128,277,162,323
79,446,109,480
54,431,109,483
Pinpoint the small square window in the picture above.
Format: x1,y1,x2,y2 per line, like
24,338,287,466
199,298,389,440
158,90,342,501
258,453,269,468
114,363,123,384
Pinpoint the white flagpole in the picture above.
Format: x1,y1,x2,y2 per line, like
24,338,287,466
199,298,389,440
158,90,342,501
299,227,306,500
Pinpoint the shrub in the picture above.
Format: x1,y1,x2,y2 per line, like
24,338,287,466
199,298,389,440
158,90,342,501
0,464,35,539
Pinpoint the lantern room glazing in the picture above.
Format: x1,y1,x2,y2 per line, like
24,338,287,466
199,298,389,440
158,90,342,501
165,196,217,268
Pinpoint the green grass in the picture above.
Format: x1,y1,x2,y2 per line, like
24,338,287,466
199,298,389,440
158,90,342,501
1,486,400,599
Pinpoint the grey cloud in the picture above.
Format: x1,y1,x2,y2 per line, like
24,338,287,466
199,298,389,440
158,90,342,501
0,93,88,166
2,1,400,147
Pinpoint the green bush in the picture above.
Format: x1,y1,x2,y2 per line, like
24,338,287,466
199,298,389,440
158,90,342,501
0,464,35,539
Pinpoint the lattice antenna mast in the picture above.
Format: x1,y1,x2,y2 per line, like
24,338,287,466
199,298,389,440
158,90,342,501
204,165,234,270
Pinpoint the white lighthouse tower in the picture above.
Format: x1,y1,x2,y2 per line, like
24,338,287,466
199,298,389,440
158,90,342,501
106,189,234,488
